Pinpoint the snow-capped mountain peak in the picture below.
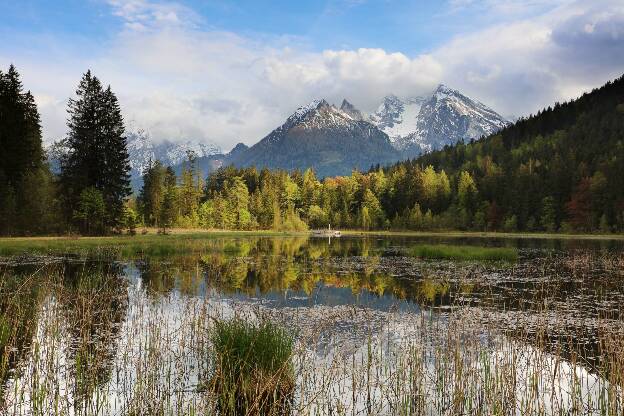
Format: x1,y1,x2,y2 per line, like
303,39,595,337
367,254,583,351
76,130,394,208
369,85,509,156
289,99,326,122
229,98,399,178
369,94,425,143
280,98,365,133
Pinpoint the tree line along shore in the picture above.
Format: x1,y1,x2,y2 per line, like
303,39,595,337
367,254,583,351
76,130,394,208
1,65,623,237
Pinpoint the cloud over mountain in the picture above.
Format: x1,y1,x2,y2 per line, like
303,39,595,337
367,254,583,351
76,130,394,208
4,0,623,151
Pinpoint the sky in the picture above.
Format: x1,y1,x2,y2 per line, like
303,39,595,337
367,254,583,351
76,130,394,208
1,0,623,150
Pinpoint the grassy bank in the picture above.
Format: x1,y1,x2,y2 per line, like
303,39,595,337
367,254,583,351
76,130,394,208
0,230,306,257
0,227,621,257
342,229,624,240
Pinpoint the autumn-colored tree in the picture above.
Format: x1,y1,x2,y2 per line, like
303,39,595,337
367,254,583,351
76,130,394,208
566,178,592,231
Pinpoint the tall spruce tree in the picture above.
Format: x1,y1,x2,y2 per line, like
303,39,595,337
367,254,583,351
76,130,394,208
61,71,130,234
0,64,52,235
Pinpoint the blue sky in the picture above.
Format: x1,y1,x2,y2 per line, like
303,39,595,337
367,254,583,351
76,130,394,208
0,0,564,54
1,0,623,149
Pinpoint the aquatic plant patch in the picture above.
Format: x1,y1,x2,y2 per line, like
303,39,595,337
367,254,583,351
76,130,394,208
409,244,518,261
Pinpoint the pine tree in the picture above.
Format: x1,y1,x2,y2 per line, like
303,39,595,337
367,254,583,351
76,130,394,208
61,71,130,233
0,65,50,235
100,86,131,226
179,151,203,220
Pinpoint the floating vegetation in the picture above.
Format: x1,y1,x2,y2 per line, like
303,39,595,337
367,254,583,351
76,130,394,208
409,243,518,261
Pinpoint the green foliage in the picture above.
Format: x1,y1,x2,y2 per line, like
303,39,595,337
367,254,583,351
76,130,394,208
158,170,178,234
457,171,478,213
0,65,60,236
138,160,166,227
503,215,518,233
73,187,106,235
123,206,138,235
60,70,130,234
409,244,518,261
540,197,558,233
277,209,308,232
210,318,294,415
306,204,327,228
178,151,203,218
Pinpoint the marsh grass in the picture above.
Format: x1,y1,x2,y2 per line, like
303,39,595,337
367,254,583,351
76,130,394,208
209,318,295,415
1,247,623,415
409,243,518,261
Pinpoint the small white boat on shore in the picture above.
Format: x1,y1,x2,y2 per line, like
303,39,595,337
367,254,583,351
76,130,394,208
311,225,341,237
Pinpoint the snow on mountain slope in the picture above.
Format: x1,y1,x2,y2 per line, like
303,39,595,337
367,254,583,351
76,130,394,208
369,85,510,156
126,130,222,176
369,95,425,144
340,99,365,121
230,99,399,178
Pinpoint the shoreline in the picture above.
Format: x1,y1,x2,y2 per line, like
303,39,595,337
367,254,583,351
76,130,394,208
0,228,622,243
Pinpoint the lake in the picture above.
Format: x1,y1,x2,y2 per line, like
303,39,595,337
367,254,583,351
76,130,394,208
1,234,623,415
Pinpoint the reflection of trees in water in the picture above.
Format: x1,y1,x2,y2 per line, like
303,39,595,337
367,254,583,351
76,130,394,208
56,261,128,410
196,238,453,305
137,254,205,297
0,265,48,394
132,237,624,382
137,259,176,296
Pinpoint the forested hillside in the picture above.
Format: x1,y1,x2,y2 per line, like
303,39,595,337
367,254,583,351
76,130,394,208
192,74,624,233
398,74,624,232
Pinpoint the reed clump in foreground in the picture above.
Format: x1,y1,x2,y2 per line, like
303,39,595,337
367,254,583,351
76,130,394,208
409,243,518,261
209,317,295,416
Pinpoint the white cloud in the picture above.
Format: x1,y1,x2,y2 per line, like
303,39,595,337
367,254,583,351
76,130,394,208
7,0,624,150
106,0,201,30
435,0,624,116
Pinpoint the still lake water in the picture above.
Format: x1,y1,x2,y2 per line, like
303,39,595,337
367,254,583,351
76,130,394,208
1,235,623,415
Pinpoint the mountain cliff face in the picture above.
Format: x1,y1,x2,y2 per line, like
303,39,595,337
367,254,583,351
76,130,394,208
369,85,509,156
340,99,364,121
229,99,399,177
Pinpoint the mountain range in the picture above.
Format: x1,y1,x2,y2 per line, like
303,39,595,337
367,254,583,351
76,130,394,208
369,84,510,156
46,84,509,184
227,99,400,177
228,84,509,176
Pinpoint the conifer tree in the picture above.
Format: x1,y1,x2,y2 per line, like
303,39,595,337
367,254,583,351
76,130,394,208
60,71,130,233
179,151,203,221
158,167,178,233
0,65,51,235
